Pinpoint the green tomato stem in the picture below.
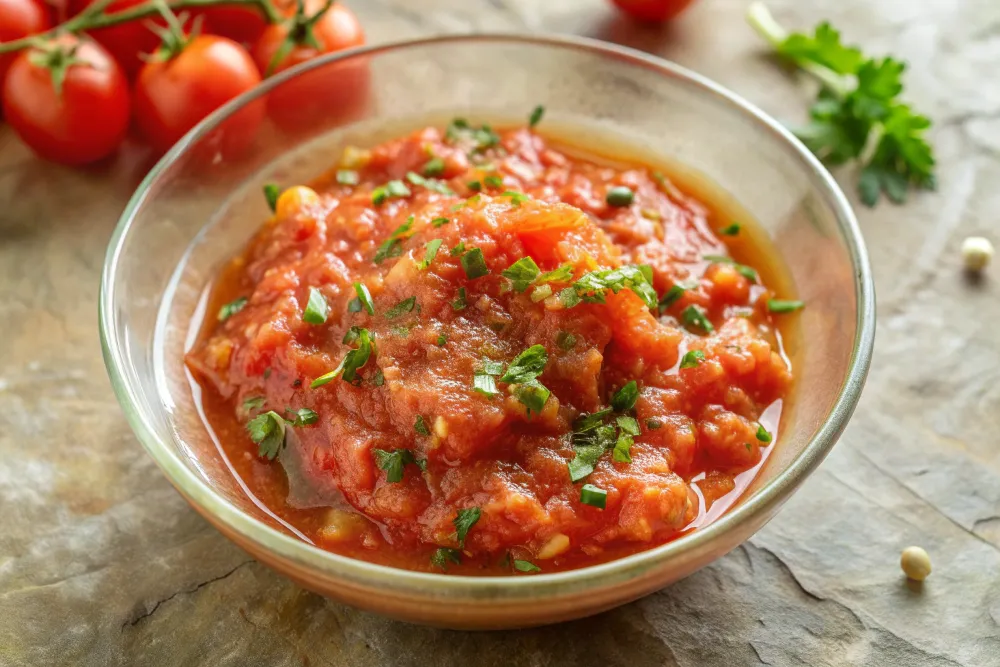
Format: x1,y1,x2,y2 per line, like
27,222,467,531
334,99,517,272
0,0,282,55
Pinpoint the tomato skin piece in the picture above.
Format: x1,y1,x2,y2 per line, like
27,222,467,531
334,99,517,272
611,0,696,22
133,35,264,154
2,37,130,165
0,0,51,91
70,0,163,79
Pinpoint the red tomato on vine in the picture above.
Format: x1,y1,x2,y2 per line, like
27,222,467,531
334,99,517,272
611,0,696,22
0,0,51,91
69,0,164,79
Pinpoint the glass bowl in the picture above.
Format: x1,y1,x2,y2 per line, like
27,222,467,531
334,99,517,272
100,34,875,629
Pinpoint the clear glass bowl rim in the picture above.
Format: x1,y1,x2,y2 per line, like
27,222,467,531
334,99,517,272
99,33,876,600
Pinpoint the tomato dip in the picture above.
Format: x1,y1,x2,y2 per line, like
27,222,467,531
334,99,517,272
186,114,798,575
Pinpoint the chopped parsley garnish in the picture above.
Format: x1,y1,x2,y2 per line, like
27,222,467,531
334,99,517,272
514,559,540,573
502,190,529,207
431,547,462,570
372,368,385,386
302,287,329,325
436,333,447,346
373,448,417,483
386,296,417,319
658,283,691,311
502,257,541,292
387,180,410,197
512,380,550,415
418,239,443,270
406,171,455,196
612,432,634,463
353,282,375,315
768,299,805,313
529,105,545,128
703,254,758,283
431,216,450,228
451,287,467,311
336,169,359,186
449,241,466,257
373,216,414,264
558,265,657,311
719,222,741,236
467,180,482,192
472,373,498,397
500,345,548,384
530,285,552,302
756,424,773,443
568,422,615,482
556,331,577,350
611,381,639,412
422,157,445,177
371,187,387,206
348,297,362,313
247,410,286,460
538,264,574,284
414,415,431,436
484,174,504,189
263,183,280,212
616,415,640,436
681,305,714,333
286,407,318,427
580,484,607,509
311,328,373,387
479,358,504,376
679,349,706,369
606,186,634,207
646,418,663,430
217,296,248,322
242,396,266,412
445,118,501,152
574,408,613,433
453,507,481,546
461,248,490,279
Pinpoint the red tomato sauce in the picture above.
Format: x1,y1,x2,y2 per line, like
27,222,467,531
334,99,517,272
186,120,798,575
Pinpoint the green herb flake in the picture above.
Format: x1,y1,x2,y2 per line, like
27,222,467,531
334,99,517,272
385,296,417,319
679,349,706,369
406,171,455,196
263,183,280,212
372,368,385,387
302,287,329,325
242,396,266,412
336,169,360,186
646,418,663,430
580,483,607,509
659,284,688,311
538,264,574,284
311,328,373,387
514,559,541,573
461,248,490,279
606,186,635,207
556,331,577,351
371,187,387,206
451,287,468,311
217,296,248,322
472,373,498,397
436,333,448,347
611,380,639,413
484,174,504,189
756,424,773,444
502,190,529,208
387,180,411,197
348,298,362,313
502,256,541,292
431,217,451,228
414,415,431,436
500,345,548,384
512,379,551,415
719,222,741,236
616,415,640,436
453,507,481,546
768,299,805,313
353,282,375,315
530,284,552,302
286,407,318,427
467,180,482,192
450,240,466,257
561,265,658,311
529,105,545,128
373,216,414,264
681,305,714,334
247,410,286,460
418,238,444,270
373,448,416,483
612,433,633,463
431,547,462,570
422,157,445,177
568,422,616,482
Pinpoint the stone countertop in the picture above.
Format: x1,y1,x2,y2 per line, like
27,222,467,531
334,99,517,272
1,0,999,664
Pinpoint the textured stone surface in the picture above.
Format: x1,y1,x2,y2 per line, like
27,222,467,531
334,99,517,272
2,0,999,665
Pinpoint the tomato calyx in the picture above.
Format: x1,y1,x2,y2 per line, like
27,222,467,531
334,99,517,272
265,0,334,75
144,1,201,62
26,38,91,96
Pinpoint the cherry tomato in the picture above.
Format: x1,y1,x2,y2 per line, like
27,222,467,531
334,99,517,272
197,5,270,46
133,34,263,154
251,1,368,131
2,36,130,165
0,0,52,91
70,0,164,79
611,0,696,22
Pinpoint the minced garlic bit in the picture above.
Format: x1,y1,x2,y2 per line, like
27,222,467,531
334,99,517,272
900,546,932,581
962,236,994,272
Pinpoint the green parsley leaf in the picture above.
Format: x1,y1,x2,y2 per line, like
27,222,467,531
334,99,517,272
450,240,466,256
286,407,318,427
372,368,385,387
263,183,280,212
484,174,504,189
422,157,445,177
387,180,410,197
612,432,634,464
217,296,248,322
616,415,640,436
461,248,490,279
537,264,574,284
431,547,462,570
479,358,504,376
767,299,805,313
530,285,552,302
372,186,388,206
348,298,362,313
500,345,548,384
247,410,286,460
568,422,616,482
502,190,529,208
373,216,414,264
719,222,741,236
561,265,658,311
756,424,773,443
386,296,417,319
580,483,607,509
611,381,639,412
679,349,706,369
681,305,714,333
645,418,663,430
658,284,687,311
556,331,577,351
311,328,373,387
336,169,359,186
414,415,431,436
502,257,541,292
472,373,498,397
406,171,455,196
242,396,266,412
513,559,540,573
529,105,545,128
453,507,481,546
418,239,443,270
451,287,468,311
512,378,550,415
431,217,450,229
373,448,416,483
302,286,329,325
436,333,447,346
353,282,375,315
574,408,613,433
467,180,482,192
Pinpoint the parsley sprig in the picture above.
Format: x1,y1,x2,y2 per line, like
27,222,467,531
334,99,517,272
747,2,935,206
